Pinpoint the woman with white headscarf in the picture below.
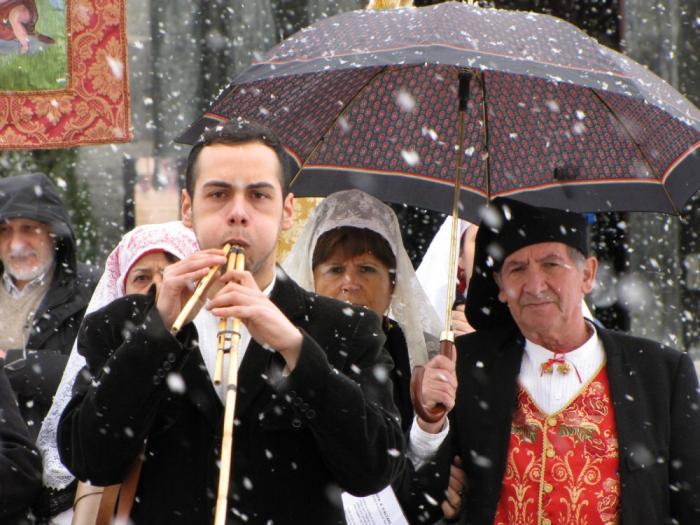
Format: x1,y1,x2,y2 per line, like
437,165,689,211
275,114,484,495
283,189,441,434
36,221,199,524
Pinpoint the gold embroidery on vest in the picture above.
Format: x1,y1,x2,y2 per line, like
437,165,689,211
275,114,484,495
495,363,620,525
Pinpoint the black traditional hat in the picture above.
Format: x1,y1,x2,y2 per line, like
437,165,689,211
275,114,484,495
466,197,589,330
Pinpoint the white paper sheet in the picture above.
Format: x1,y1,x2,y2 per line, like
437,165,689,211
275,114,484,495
342,485,409,525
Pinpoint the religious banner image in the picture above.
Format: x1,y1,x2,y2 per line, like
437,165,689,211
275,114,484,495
0,0,130,148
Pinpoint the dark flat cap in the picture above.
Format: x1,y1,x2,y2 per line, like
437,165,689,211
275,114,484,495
466,197,589,330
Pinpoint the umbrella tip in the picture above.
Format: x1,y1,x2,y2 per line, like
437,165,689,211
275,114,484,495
366,0,413,9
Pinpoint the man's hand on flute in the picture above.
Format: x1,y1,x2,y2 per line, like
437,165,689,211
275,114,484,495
207,268,303,371
157,249,228,329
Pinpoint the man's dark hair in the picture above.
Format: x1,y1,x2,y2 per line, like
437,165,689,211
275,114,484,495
313,227,397,285
185,120,291,197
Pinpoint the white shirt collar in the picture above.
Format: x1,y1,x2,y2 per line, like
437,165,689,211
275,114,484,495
520,321,606,415
523,321,598,367
261,270,276,297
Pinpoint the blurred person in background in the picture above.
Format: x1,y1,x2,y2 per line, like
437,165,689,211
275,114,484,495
0,173,99,519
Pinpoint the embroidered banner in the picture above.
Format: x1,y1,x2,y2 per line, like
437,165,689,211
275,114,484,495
0,0,131,149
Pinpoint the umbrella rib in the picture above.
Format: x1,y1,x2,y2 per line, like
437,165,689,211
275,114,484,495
477,71,492,202
590,89,680,214
289,66,390,188
443,69,472,335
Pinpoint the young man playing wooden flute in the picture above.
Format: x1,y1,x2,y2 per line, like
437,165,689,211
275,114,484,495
58,120,405,525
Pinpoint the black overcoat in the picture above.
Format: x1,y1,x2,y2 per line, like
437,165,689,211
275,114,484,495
58,271,404,525
418,325,700,525
0,362,42,524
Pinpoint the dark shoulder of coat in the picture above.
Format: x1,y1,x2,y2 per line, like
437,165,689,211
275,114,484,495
449,324,524,524
0,365,42,523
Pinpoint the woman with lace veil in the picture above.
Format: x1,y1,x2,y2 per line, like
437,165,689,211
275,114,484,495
36,221,199,524
283,189,441,435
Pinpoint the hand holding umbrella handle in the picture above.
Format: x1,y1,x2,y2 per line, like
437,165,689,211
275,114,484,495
410,336,455,424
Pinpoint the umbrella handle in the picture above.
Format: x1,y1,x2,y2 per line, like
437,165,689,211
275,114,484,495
410,339,455,424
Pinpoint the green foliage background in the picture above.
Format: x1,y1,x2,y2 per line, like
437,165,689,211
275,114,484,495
0,0,68,91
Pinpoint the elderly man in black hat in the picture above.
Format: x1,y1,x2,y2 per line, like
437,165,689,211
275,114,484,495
408,197,700,525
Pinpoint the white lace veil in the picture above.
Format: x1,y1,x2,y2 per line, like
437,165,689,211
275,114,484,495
37,221,199,490
282,189,441,368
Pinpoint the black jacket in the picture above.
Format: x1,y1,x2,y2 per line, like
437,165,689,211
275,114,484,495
58,272,405,524
0,173,99,439
383,320,455,525
0,361,42,524
383,319,413,436
417,326,700,525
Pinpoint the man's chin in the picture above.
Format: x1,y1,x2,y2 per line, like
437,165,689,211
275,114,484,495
517,303,558,324
6,262,49,283
7,269,43,282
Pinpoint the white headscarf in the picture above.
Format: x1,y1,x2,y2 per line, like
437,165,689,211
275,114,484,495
282,190,441,368
37,221,199,490
416,216,472,329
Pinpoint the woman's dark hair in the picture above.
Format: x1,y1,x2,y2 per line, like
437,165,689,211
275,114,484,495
185,119,291,197
312,227,396,277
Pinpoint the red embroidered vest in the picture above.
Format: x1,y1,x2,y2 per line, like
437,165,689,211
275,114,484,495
494,366,620,525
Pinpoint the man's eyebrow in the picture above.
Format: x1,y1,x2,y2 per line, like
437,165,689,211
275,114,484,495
503,258,526,268
201,180,233,189
537,253,565,261
201,180,275,190
246,182,275,190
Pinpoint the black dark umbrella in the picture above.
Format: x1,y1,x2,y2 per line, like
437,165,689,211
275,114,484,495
179,1,700,222
178,1,700,421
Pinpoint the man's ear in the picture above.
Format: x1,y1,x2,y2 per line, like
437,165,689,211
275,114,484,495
181,189,193,228
281,193,294,231
581,256,598,294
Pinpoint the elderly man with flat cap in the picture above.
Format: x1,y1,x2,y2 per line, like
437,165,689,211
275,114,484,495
407,197,700,525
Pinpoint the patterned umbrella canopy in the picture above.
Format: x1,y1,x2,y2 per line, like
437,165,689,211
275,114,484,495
178,1,700,221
